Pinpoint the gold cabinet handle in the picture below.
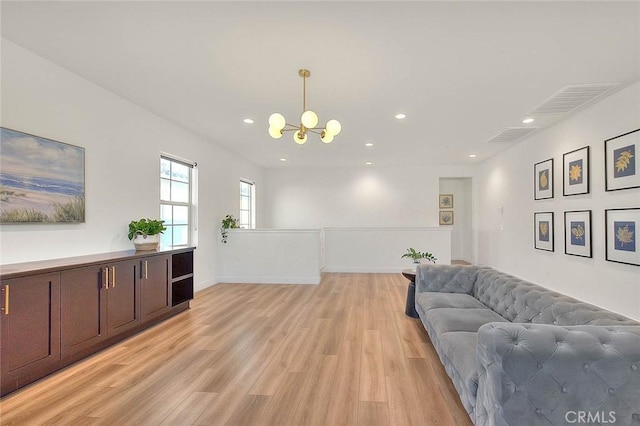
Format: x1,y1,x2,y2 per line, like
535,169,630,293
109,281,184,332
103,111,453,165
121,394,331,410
3,285,8,316
104,267,109,290
111,266,116,288
145,260,148,280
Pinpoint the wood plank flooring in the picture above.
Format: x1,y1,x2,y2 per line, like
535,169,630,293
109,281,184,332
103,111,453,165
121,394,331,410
0,273,472,426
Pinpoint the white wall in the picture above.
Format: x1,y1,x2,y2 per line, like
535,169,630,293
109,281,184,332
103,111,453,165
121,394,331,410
439,178,473,262
0,40,265,291
263,165,475,228
476,82,640,320
216,229,321,284
323,227,451,272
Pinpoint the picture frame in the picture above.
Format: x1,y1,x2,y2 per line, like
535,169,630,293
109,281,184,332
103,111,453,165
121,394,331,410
563,146,590,196
534,212,554,251
605,128,640,192
439,194,454,209
439,210,454,225
0,128,85,223
564,210,592,258
534,158,554,200
605,208,640,266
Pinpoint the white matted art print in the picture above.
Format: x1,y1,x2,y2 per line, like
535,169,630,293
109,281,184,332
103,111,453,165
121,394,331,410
606,208,640,266
605,128,640,191
563,146,589,196
534,212,554,251
564,210,592,258
534,158,554,200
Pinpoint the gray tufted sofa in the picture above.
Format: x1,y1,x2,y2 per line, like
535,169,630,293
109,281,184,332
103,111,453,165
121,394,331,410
414,264,640,425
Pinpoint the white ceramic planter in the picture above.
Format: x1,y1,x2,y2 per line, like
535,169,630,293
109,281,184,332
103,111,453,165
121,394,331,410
133,234,159,251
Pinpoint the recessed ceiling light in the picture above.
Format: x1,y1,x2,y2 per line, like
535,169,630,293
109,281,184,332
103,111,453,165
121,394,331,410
365,142,373,147
365,161,373,165
395,113,406,120
522,118,534,124
243,118,254,124
280,158,287,162
469,154,477,158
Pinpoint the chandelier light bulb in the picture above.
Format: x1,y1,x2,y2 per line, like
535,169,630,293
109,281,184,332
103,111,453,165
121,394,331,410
301,110,319,129
268,126,283,139
268,113,286,130
320,130,334,144
294,130,307,145
325,119,341,136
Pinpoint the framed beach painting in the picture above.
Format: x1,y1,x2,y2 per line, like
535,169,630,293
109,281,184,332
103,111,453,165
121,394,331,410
534,212,554,251
563,146,589,196
0,128,85,223
564,210,592,258
605,208,639,266
534,158,554,200
605,128,640,191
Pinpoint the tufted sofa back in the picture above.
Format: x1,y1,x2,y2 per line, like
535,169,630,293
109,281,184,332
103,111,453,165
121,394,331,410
472,268,636,326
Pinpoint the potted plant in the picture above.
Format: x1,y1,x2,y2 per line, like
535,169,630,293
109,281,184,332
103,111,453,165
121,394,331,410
401,247,437,271
221,214,240,243
128,218,166,251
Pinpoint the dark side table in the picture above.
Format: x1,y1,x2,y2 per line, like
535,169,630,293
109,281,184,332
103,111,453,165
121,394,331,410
402,269,419,318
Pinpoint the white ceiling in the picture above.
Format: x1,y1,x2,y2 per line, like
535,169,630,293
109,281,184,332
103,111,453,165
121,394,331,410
2,1,639,169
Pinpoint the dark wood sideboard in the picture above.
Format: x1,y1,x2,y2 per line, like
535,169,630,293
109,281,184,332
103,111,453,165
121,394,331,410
0,247,195,396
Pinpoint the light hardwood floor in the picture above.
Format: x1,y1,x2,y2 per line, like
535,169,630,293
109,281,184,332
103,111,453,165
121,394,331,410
0,273,471,426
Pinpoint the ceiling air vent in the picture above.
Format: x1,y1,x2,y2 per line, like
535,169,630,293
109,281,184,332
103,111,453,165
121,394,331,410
529,83,621,115
487,127,539,144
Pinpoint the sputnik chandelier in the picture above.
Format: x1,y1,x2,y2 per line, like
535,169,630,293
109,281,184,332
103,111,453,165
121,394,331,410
268,69,341,144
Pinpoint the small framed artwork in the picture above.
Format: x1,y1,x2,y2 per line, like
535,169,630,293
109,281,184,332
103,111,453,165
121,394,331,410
564,210,592,258
439,194,454,209
534,212,554,251
563,146,589,196
534,158,554,200
605,128,640,191
439,210,454,225
605,208,640,266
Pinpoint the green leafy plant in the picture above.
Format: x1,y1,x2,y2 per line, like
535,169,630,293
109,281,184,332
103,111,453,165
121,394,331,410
221,214,240,243
128,218,166,240
401,247,437,263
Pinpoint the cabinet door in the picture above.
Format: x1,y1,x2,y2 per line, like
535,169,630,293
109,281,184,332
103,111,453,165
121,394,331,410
1,273,61,393
61,265,107,358
140,254,170,323
106,260,140,337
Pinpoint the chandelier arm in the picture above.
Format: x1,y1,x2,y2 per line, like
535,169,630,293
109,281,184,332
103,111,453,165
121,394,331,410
307,129,323,135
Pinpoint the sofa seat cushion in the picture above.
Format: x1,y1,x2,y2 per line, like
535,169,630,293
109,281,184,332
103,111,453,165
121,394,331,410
439,332,481,406
415,292,488,311
426,308,509,335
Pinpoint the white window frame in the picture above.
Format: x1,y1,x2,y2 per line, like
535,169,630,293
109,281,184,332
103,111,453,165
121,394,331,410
160,154,196,248
239,179,255,229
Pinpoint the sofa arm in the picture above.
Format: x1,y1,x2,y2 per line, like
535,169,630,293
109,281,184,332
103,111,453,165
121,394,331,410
415,264,481,294
475,322,640,426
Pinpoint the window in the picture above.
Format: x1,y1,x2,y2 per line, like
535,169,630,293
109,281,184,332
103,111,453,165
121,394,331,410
239,180,255,229
160,156,194,247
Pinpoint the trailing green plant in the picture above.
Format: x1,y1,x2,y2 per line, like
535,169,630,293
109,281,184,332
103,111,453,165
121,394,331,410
401,247,437,263
221,214,240,243
128,218,166,240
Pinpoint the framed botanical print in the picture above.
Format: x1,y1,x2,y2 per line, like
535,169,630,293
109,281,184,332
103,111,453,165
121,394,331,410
439,194,453,209
564,210,592,258
605,128,640,191
605,208,640,266
534,158,554,200
563,146,589,196
534,212,554,251
439,210,454,225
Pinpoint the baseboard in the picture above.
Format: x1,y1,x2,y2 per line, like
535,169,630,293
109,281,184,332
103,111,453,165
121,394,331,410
322,266,405,273
215,275,320,285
